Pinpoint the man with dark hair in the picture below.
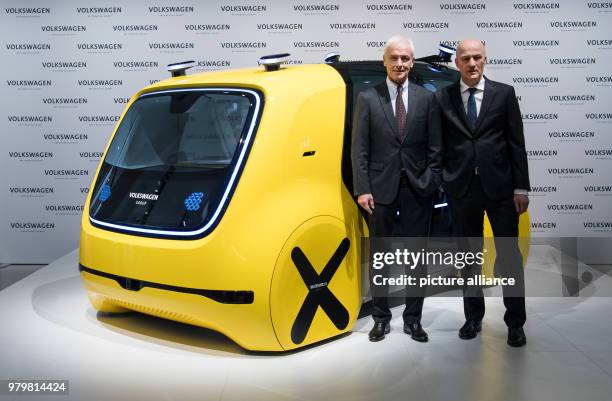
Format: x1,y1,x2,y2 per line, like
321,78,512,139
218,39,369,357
435,39,530,347
351,35,442,342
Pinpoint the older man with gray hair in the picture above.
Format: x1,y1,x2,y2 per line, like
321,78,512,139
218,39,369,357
351,35,442,342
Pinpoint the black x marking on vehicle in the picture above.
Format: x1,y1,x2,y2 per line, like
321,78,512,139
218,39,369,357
290,238,351,344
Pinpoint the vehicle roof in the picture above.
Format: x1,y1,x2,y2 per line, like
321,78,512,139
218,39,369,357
139,63,345,96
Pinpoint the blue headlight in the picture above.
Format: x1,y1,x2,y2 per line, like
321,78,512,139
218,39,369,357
184,192,204,211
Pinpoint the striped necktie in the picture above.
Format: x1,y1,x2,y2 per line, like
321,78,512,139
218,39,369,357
395,84,406,133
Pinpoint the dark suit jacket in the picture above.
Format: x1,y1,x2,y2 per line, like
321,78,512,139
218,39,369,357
435,77,530,200
351,82,442,205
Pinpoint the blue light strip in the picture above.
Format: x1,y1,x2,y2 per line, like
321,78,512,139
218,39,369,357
89,87,262,237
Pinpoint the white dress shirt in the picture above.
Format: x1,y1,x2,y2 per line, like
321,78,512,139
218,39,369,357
386,77,408,115
459,77,528,196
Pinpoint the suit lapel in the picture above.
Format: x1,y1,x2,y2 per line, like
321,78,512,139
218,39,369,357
449,82,472,138
375,83,400,137
474,77,497,134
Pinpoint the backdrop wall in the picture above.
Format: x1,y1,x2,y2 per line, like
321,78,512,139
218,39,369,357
1,0,611,263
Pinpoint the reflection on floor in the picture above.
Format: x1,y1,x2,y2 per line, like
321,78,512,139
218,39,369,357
0,248,611,401
0,264,45,290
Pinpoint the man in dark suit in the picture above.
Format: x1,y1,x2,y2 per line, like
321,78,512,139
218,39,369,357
435,39,530,347
351,36,442,342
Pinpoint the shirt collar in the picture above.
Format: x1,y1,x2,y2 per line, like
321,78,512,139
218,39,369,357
386,77,408,94
460,76,485,93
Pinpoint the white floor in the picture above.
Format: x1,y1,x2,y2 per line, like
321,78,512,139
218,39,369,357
1,248,612,401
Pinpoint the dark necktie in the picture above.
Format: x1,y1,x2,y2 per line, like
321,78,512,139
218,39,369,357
467,87,478,131
395,84,406,134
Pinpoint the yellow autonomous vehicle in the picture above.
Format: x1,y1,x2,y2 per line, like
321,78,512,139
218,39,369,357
79,50,527,351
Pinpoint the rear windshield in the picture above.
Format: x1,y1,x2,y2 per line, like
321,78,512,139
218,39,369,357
89,88,261,238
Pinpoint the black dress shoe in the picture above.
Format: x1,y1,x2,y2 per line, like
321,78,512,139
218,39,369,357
368,322,390,342
404,323,429,342
458,320,482,340
507,327,527,347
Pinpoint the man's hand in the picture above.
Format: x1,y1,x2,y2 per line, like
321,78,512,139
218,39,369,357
513,194,529,215
357,194,375,215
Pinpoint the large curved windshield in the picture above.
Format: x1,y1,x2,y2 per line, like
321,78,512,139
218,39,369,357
89,88,261,237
